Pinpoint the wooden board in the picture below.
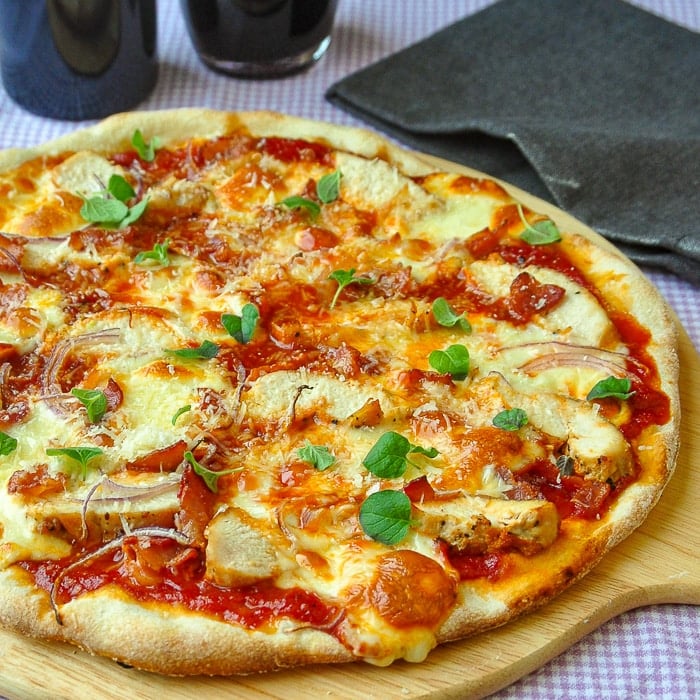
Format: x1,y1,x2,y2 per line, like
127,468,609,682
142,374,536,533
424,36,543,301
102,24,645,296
0,155,698,700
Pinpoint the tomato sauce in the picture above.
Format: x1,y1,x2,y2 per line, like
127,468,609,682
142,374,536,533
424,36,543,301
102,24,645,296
447,550,506,582
20,545,340,630
257,137,334,165
111,135,256,185
511,460,613,520
498,241,590,290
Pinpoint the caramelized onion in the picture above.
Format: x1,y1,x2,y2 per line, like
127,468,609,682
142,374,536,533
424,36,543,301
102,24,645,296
41,328,121,414
0,244,24,277
0,361,10,409
78,474,183,539
49,526,192,623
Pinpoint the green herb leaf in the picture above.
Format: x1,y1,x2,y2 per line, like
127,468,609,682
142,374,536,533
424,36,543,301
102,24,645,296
167,340,220,360
328,268,374,309
184,450,240,493
0,431,18,457
171,405,192,426
517,204,562,245
46,446,103,479
359,490,412,545
107,173,135,202
132,129,160,162
317,170,342,204
80,197,129,226
428,344,470,380
297,443,336,471
411,444,439,459
432,297,471,333
70,388,107,423
492,408,528,431
586,376,635,401
363,431,413,478
281,195,321,218
79,173,147,228
134,238,170,266
362,431,438,478
120,197,149,227
221,303,260,344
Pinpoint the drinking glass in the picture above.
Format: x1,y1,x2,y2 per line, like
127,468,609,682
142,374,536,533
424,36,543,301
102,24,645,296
179,0,339,79
0,0,157,120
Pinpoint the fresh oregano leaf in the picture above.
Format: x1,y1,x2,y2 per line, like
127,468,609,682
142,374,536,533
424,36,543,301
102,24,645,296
317,170,342,204
281,195,321,218
132,129,160,162
46,446,103,480
80,197,129,226
79,173,147,228
517,203,562,245
120,197,149,227
0,431,18,456
166,340,220,360
221,303,259,344
359,490,412,545
71,388,108,423
586,376,635,401
328,268,374,309
428,344,470,380
107,173,135,202
432,297,471,333
134,239,170,266
492,408,528,431
362,431,438,478
184,451,240,493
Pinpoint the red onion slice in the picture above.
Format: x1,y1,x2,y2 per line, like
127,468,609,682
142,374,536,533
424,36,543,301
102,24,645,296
49,526,192,623
41,328,121,414
496,340,641,377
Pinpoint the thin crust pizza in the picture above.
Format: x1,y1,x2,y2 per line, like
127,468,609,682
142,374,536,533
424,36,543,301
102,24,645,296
0,110,679,675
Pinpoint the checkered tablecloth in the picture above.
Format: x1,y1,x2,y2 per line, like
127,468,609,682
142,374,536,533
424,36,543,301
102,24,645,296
1,1,698,698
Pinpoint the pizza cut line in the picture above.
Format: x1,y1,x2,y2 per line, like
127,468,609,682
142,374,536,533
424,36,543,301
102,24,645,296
0,110,679,675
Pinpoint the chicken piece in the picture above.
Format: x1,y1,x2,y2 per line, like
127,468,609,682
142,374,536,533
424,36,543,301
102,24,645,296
205,506,280,587
415,494,559,557
53,150,123,195
24,473,181,543
471,373,633,483
147,176,213,218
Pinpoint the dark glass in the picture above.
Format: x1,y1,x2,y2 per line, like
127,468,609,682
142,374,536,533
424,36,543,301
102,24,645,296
179,0,338,78
0,0,157,120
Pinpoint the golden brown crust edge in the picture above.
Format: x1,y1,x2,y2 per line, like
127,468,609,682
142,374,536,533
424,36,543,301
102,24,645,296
0,109,433,177
0,569,352,676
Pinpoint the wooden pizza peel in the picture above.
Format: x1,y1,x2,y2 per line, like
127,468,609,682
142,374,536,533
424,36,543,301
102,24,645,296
0,155,698,700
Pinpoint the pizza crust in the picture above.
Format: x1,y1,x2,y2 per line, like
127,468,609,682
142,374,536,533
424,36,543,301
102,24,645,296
0,568,352,675
0,110,680,676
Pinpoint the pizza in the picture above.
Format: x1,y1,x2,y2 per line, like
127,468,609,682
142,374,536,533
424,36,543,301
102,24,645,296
0,110,679,676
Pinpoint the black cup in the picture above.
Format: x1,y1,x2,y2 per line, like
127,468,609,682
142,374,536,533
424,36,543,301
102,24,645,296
179,0,338,79
0,0,157,120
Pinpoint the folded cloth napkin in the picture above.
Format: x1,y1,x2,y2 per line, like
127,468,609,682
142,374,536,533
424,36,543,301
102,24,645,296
327,0,700,284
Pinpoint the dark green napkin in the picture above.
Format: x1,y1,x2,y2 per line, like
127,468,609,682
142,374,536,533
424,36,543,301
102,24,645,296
327,0,700,284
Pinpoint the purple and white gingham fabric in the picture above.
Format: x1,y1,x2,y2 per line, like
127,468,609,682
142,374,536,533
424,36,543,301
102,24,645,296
0,1,698,697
